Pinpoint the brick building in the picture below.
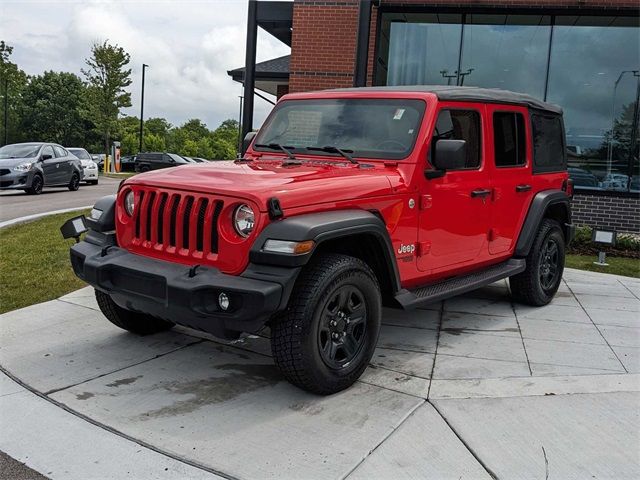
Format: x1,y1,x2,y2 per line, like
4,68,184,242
230,0,639,232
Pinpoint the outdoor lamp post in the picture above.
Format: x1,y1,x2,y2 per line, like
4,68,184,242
607,69,639,174
139,63,149,153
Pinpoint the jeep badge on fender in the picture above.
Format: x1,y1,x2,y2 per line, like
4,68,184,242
67,86,574,395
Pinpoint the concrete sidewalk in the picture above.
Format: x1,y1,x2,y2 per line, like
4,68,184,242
1,268,639,479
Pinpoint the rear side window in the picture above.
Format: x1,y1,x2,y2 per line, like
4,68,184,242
531,112,566,173
493,112,526,167
140,153,161,162
432,109,481,169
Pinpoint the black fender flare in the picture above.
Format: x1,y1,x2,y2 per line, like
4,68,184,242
249,209,401,293
515,190,572,257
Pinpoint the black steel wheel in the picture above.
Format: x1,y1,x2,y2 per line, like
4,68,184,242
317,285,368,370
510,218,565,306
68,172,80,191
26,174,43,195
271,253,381,395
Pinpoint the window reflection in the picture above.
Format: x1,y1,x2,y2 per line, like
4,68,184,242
461,15,550,97
377,12,640,192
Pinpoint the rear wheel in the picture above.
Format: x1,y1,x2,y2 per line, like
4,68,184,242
95,289,174,335
271,254,381,395
25,174,43,195
68,172,80,191
510,219,565,306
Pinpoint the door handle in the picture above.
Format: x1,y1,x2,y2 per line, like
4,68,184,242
470,189,492,198
516,184,532,192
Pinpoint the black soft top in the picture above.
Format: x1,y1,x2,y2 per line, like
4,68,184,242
330,85,562,115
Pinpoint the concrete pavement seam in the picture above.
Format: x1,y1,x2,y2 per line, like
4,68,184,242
0,364,241,480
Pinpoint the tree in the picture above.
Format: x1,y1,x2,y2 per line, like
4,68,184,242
82,41,132,155
210,119,239,159
20,71,89,145
0,41,28,145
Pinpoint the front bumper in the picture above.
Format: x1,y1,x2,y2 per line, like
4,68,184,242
82,167,99,181
70,240,297,338
0,171,33,190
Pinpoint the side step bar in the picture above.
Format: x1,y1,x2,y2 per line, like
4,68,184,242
394,259,526,310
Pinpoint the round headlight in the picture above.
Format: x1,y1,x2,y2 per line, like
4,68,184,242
124,190,135,216
233,204,255,238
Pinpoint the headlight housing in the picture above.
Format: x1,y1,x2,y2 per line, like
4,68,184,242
123,190,135,216
233,204,255,238
14,162,33,172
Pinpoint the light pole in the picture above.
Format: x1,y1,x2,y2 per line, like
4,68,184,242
139,63,149,153
3,77,8,146
607,69,638,174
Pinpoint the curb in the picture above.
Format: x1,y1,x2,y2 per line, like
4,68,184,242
0,206,92,230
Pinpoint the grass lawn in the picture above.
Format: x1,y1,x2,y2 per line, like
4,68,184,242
0,210,89,314
102,172,136,179
566,254,640,279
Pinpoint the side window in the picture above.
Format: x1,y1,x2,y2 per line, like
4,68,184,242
41,146,54,158
493,112,526,167
432,109,481,169
53,146,68,157
531,112,566,173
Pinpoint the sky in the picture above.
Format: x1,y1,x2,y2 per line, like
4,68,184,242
0,0,291,130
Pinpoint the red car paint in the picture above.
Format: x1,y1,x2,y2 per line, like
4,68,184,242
117,89,568,285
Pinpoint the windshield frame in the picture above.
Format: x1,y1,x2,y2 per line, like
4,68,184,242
253,97,427,161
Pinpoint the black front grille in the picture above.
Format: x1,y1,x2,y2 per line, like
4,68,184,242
0,169,11,176
133,189,223,254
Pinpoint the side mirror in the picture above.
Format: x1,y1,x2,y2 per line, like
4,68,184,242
41,154,53,161
242,131,257,155
432,139,466,171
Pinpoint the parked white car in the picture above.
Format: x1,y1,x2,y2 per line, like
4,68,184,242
67,147,99,185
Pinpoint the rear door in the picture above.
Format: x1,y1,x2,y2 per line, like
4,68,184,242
418,104,492,273
487,106,534,255
53,145,73,182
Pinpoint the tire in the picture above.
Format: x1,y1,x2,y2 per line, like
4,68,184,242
510,218,565,306
25,174,43,195
139,165,150,173
95,289,174,335
68,172,80,191
271,253,381,395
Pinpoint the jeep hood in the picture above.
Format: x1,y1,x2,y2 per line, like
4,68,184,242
126,160,397,210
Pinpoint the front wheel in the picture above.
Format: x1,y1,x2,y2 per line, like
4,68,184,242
95,289,174,335
271,254,381,395
26,174,43,195
68,172,80,191
510,219,565,306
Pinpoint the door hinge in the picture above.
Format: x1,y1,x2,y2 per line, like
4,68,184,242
487,228,496,241
420,194,432,210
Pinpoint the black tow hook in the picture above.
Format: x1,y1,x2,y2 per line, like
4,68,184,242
188,264,201,278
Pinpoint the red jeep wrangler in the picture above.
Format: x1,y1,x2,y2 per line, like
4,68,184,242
68,86,574,394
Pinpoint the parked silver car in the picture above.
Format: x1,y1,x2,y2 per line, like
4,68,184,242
0,142,83,194
67,147,99,185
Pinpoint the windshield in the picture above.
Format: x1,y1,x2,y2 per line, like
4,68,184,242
0,144,41,159
168,153,188,164
254,98,426,160
68,148,91,160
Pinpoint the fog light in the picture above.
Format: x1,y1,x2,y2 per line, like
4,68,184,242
218,292,230,311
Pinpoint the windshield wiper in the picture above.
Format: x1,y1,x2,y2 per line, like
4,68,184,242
255,143,297,161
306,146,357,164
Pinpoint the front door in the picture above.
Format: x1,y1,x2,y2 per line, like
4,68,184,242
486,106,534,255
418,105,492,274
40,145,59,185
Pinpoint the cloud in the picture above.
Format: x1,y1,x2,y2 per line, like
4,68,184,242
0,0,290,129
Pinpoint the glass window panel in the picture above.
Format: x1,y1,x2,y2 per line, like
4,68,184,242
385,15,462,86
432,110,482,169
460,15,550,97
494,112,526,167
547,16,639,192
531,113,567,173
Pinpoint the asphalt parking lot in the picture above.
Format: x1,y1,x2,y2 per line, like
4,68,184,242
1,268,638,479
0,176,120,223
